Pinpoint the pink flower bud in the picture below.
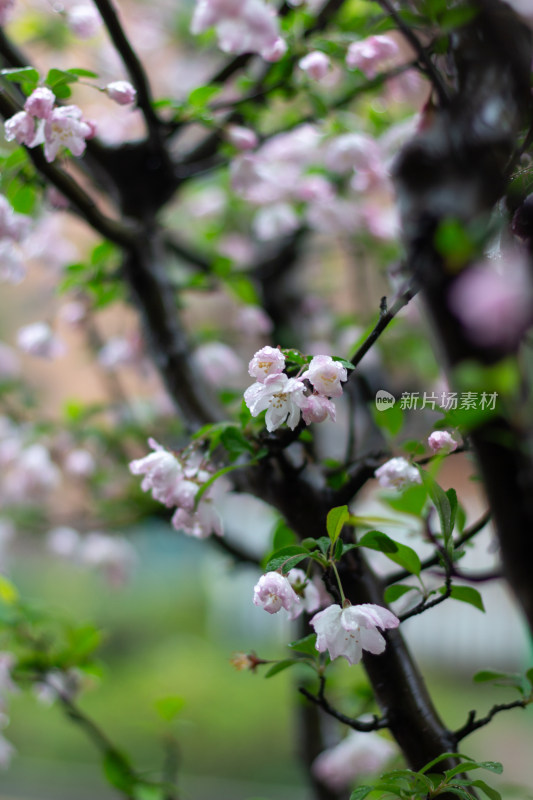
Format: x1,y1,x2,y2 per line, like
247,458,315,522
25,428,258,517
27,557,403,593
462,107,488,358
261,37,287,62
66,5,102,38
428,431,458,455
105,81,137,106
4,111,38,146
346,35,399,78
226,124,258,151
253,571,300,614
374,457,421,490
24,87,56,120
298,51,330,80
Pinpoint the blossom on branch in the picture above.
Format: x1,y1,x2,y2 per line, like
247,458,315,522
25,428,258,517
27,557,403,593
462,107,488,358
190,0,283,58
428,431,458,455
105,81,137,106
244,372,306,432
129,438,184,507
301,354,347,398
247,345,285,382
374,457,421,490
312,730,396,790
310,603,399,665
346,35,400,78
253,571,300,614
299,51,331,81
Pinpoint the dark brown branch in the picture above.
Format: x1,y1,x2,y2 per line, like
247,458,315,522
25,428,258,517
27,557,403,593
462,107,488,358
92,0,162,139
455,699,531,742
299,676,389,732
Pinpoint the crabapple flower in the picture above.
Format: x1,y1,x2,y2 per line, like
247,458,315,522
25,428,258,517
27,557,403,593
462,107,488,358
299,51,330,80
235,305,273,336
64,448,96,477
24,88,55,120
0,242,26,284
310,603,399,665
129,438,183,507
375,457,421,490
171,500,223,538
346,35,400,78
301,355,347,398
79,532,137,586
312,730,396,791
46,526,81,559
253,571,300,614
248,345,285,382
244,372,306,432
193,342,244,386
252,203,299,240
43,106,93,163
0,195,30,242
286,568,321,619
0,343,20,379
16,322,65,359
66,4,102,38
4,111,39,146
261,36,287,61
300,393,336,425
226,124,258,151
191,0,281,57
105,81,137,106
428,431,458,455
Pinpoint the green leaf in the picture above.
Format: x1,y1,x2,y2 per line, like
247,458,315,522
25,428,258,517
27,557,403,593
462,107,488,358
446,488,458,535
445,761,503,780
358,531,421,575
0,575,18,605
264,659,301,678
382,484,428,517
419,470,454,547
154,695,185,722
1,66,39,85
67,67,99,78
188,85,221,107
327,505,349,545
265,545,310,574
470,779,502,800
332,357,355,370
288,633,317,657
473,670,509,683
384,584,418,603
219,426,254,458
349,788,374,800
419,752,469,774
439,5,479,31
45,68,79,88
102,750,136,793
440,585,485,612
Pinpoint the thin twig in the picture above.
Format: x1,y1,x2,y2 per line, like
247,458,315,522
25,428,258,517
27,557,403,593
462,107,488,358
376,0,449,106
299,676,389,732
455,699,531,742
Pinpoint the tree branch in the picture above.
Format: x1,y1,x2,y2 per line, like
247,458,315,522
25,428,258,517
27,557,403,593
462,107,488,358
455,699,531,742
299,676,389,732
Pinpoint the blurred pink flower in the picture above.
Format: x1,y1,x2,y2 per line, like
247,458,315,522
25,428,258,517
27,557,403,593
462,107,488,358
0,343,20,380
235,305,273,336
346,35,400,78
24,88,55,120
66,4,102,38
286,568,321,619
252,203,299,240
106,81,137,106
312,730,396,790
428,431,458,455
193,342,244,386
299,51,330,80
16,322,65,359
0,0,14,25
375,457,421,490
226,124,258,151
129,438,183,507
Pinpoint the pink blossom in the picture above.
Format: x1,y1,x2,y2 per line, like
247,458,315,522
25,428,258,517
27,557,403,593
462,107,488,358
306,196,362,234
346,35,400,78
261,37,287,61
0,242,26,284
171,500,223,538
24,87,55,120
0,195,30,242
312,731,396,790
248,345,285,381
43,106,93,163
46,186,70,210
301,355,347,397
4,111,40,146
0,0,14,25
0,343,20,379
79,531,137,585
129,438,183,507
46,526,81,559
2,443,60,503
97,336,139,369
226,124,258,151
245,372,306,431
235,305,273,336
105,81,137,106
64,448,96,477
428,431,458,455
362,202,400,241
192,0,281,57
299,51,330,80
58,300,87,325
252,203,299,240
16,322,65,359
300,393,336,425
286,568,321,619
325,133,386,189
193,342,244,386
253,571,300,614
295,175,334,203
448,251,533,348
310,602,399,665
374,457,421,490
66,4,102,38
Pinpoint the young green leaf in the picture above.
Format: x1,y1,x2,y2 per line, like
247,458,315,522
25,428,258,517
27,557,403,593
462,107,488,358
439,585,485,612
288,633,317,657
265,545,310,574
358,531,421,575
265,659,303,678
154,695,185,722
1,66,40,85
420,469,454,546
327,504,349,545
384,584,418,603
470,779,502,800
